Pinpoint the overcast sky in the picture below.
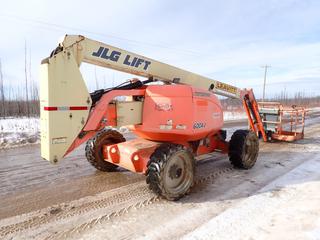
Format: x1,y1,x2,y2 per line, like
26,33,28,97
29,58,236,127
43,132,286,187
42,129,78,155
0,0,319,98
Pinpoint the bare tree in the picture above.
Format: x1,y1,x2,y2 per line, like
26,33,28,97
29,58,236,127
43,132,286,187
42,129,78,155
0,57,5,118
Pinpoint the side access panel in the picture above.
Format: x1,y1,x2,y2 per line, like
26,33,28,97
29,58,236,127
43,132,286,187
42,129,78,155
116,101,143,126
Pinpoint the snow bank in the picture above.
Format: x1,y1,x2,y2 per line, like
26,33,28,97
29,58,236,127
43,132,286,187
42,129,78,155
308,107,320,112
0,117,130,149
223,111,247,121
183,156,320,240
0,117,40,148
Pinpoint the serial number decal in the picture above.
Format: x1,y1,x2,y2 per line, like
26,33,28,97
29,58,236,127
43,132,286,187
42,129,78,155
216,82,237,94
92,46,152,71
52,137,67,144
155,103,173,111
193,122,206,129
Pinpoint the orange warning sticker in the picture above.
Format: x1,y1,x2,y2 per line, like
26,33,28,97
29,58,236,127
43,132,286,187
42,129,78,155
216,82,238,94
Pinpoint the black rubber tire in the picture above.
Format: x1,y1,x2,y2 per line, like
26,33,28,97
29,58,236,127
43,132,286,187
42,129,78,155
228,130,259,169
146,143,195,201
85,129,125,172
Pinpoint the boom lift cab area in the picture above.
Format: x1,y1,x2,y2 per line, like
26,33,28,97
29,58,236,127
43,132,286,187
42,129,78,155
41,35,264,200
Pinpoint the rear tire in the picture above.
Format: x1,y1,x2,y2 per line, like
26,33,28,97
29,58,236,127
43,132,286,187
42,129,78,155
228,130,259,169
146,144,195,201
85,129,125,172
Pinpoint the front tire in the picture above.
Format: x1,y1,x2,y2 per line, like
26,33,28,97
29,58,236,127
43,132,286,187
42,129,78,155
146,144,195,201
85,129,125,172
228,130,259,169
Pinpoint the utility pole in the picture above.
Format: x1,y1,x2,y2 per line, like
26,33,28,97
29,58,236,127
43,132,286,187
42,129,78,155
24,40,30,118
261,65,271,101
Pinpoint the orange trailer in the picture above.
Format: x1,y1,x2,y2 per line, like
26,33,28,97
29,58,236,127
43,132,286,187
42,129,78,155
258,102,306,142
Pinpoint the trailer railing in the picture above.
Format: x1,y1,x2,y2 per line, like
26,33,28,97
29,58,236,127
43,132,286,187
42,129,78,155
258,102,306,141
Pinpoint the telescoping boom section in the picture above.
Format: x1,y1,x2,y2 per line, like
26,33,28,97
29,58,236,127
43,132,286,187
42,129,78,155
40,35,266,163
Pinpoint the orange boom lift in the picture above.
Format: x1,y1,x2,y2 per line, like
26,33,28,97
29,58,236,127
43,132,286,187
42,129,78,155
40,35,285,200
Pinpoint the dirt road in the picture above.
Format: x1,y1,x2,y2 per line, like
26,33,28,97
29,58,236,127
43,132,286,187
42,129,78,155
0,120,246,219
0,117,319,239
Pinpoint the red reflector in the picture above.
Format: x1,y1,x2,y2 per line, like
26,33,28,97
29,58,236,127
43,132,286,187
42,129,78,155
70,106,88,110
44,107,58,111
44,106,88,111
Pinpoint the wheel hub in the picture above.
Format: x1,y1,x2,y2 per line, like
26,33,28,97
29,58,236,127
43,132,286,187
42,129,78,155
169,164,183,179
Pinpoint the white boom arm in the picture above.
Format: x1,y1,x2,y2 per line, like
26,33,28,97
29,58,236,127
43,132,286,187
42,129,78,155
56,35,241,98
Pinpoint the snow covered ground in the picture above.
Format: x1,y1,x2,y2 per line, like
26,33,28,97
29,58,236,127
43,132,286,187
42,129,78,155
183,156,320,240
223,111,247,121
0,117,129,149
0,117,39,148
1,119,319,240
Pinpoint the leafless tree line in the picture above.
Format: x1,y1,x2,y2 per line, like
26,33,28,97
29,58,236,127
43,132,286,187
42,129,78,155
0,46,319,118
0,87,39,118
221,90,320,111
270,91,320,107
0,42,39,118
